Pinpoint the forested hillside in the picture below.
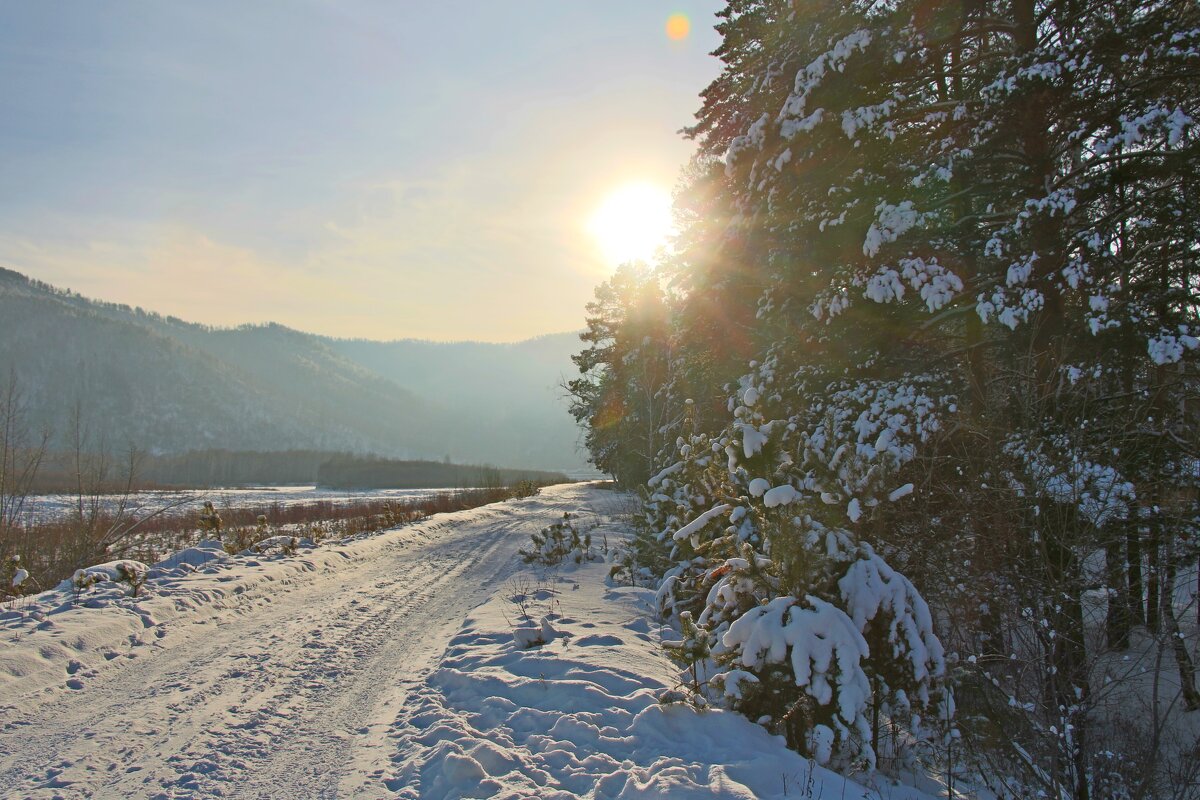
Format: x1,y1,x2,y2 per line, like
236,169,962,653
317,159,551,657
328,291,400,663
568,2,1199,798
0,268,584,470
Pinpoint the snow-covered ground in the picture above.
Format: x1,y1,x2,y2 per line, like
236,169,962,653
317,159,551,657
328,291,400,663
0,483,934,799
384,565,936,797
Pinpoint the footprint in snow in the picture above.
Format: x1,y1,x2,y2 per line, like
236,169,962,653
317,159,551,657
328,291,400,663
574,634,623,647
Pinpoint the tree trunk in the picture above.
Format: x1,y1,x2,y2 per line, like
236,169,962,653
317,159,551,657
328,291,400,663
1105,532,1130,650
1161,532,1200,711
1146,509,1161,634
1042,517,1092,800
1128,515,1145,627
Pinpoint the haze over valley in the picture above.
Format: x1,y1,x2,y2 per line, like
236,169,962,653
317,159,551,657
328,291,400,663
0,268,585,471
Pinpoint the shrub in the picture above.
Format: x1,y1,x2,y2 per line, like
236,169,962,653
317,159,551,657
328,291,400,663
2,554,29,600
69,559,149,599
71,568,104,600
198,501,222,538
520,512,595,565
512,616,559,649
250,535,301,556
510,480,541,498
662,610,711,695
115,560,148,597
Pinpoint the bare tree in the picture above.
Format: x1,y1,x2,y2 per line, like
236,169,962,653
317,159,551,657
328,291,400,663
61,400,189,570
0,370,48,566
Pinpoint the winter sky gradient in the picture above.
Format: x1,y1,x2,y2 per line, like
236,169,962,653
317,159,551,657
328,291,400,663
0,1,721,340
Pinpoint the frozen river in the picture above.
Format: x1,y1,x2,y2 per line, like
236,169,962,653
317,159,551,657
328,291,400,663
23,485,470,523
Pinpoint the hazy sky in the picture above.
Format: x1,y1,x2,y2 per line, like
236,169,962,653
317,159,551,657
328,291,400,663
0,2,722,341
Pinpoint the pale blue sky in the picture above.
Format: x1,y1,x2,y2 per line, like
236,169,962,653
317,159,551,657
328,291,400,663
0,1,722,340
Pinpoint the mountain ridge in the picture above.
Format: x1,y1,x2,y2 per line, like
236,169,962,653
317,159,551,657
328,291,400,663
0,268,587,470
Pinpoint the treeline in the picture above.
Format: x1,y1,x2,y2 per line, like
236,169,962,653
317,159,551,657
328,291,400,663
315,455,567,490
28,449,340,491
568,3,1198,799
26,449,568,491
139,450,337,488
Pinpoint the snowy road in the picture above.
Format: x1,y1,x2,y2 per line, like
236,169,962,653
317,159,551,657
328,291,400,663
0,484,609,799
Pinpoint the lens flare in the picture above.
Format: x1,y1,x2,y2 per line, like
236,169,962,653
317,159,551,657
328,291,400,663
665,13,690,41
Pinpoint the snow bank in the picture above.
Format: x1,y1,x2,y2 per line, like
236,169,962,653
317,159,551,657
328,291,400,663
0,498,533,708
384,560,936,799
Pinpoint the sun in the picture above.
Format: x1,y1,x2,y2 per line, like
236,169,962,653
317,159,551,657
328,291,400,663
587,183,674,267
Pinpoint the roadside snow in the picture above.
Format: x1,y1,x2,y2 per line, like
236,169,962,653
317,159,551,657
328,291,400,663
1,483,936,799
1,486,591,797
386,562,936,798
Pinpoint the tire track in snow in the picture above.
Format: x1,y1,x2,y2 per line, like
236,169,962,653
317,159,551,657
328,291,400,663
234,521,527,799
0,489,582,798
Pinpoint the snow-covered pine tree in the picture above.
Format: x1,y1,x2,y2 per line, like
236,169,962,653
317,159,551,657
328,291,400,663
680,0,1196,793
677,359,950,769
570,0,1198,793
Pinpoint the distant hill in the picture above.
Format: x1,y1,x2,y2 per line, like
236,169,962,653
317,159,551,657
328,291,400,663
0,268,587,470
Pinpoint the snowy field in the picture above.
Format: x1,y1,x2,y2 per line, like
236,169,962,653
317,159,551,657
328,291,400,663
0,482,938,799
23,485,468,524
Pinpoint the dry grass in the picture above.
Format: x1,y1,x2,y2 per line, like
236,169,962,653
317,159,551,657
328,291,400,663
5,483,543,595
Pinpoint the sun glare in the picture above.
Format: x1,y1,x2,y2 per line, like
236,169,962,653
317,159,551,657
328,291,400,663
665,13,690,41
588,183,674,267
